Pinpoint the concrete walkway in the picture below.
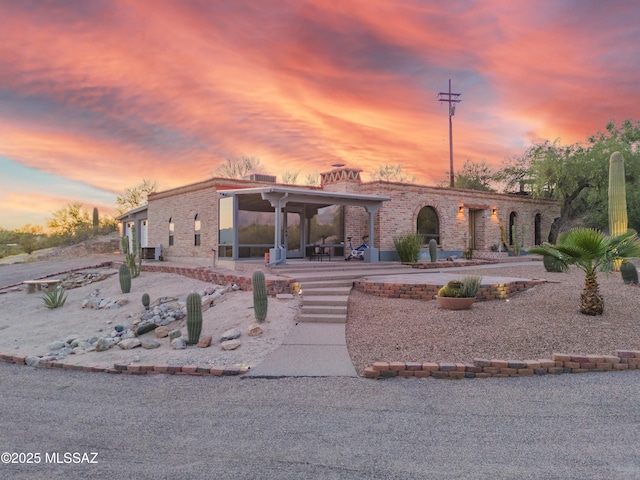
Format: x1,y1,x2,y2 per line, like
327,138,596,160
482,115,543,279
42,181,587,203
244,323,357,378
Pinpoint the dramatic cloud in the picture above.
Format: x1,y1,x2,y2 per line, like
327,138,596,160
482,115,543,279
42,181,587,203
0,0,638,229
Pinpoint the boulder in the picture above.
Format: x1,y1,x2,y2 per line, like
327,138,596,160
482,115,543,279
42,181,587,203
221,339,241,351
247,323,263,337
221,328,241,341
171,337,187,350
197,336,212,348
168,329,182,341
95,337,113,352
141,339,161,349
154,326,171,338
118,338,141,350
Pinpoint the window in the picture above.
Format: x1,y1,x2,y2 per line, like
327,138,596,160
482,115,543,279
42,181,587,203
417,206,439,244
194,214,201,246
169,218,174,246
534,213,542,245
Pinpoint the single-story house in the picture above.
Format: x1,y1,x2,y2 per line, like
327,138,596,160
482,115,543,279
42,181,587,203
117,166,560,265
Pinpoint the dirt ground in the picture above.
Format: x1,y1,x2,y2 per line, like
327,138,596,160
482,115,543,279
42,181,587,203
0,267,300,368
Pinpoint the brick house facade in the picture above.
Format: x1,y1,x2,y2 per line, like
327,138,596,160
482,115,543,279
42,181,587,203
126,167,559,263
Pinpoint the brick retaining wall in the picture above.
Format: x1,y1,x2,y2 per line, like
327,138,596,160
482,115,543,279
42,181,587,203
363,351,640,379
142,264,298,296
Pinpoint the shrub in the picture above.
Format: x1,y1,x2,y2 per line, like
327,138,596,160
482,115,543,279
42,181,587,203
620,261,639,284
42,287,67,309
438,276,481,298
393,233,422,263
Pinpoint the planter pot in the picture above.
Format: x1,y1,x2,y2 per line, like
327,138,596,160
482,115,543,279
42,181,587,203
436,296,476,310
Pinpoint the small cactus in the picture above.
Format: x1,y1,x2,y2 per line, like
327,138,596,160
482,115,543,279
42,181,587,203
620,261,638,285
428,239,437,263
119,264,131,294
252,270,268,323
141,293,150,310
186,292,202,344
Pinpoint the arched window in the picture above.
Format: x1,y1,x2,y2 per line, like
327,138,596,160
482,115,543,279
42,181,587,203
534,213,542,245
417,206,439,244
194,214,201,246
169,217,174,246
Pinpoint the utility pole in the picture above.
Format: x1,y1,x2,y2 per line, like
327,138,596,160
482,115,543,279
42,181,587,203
438,79,462,187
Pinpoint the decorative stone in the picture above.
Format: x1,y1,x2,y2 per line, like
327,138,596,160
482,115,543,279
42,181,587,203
154,326,171,338
64,334,80,344
118,338,141,350
48,341,66,351
25,356,40,367
247,323,263,337
136,321,158,336
95,337,112,352
168,329,182,341
171,337,187,350
221,328,241,341
197,336,212,348
141,339,161,349
221,339,241,351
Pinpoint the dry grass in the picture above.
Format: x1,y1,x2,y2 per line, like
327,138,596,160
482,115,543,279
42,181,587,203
346,264,640,374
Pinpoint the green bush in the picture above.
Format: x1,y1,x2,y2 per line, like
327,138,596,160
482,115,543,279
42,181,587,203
393,233,423,263
42,287,67,309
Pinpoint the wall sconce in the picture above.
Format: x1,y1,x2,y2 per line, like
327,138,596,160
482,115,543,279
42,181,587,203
492,208,497,216
458,206,464,214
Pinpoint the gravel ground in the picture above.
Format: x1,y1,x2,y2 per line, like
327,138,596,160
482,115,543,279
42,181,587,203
346,264,640,374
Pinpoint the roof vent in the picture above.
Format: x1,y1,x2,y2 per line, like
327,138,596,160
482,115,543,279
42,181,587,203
244,173,276,183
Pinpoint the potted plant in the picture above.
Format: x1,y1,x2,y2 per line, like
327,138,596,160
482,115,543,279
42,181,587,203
436,275,482,310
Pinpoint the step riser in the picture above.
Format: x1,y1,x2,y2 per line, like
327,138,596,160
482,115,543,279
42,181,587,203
300,280,354,288
301,288,352,296
297,314,346,324
301,306,348,315
302,298,348,307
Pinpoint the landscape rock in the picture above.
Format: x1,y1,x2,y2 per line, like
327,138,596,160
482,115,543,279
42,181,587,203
168,329,182,341
118,338,141,350
95,337,113,352
154,326,171,338
221,328,241,341
171,337,187,350
221,339,241,351
48,340,66,351
141,339,161,349
197,336,212,348
136,321,158,336
246,323,263,337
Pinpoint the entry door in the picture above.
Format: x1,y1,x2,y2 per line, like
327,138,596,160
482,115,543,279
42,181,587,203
283,207,303,258
140,220,149,248
468,210,482,250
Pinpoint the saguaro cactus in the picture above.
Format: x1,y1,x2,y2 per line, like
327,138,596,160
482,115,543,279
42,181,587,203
252,270,268,323
429,239,437,263
119,264,131,294
609,152,628,271
186,292,202,344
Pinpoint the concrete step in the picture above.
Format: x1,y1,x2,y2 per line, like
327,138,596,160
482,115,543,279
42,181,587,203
280,267,416,283
299,279,354,289
297,313,346,323
301,305,348,315
301,286,353,296
302,295,349,307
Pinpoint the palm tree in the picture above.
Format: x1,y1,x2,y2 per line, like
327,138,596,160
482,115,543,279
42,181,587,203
530,229,640,315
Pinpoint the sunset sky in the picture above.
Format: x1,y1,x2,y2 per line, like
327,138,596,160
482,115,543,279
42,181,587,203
1,0,639,230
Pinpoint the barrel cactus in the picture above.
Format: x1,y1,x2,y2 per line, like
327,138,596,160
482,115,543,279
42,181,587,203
438,280,463,297
620,261,638,285
429,239,437,263
252,270,268,323
141,293,150,310
119,264,131,294
186,292,202,344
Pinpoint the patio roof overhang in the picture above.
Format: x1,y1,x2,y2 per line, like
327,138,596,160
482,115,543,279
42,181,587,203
217,186,390,212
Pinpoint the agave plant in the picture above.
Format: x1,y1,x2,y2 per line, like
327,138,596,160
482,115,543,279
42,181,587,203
530,228,640,315
42,286,67,309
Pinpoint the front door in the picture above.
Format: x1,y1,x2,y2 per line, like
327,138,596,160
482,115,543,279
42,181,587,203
283,207,304,258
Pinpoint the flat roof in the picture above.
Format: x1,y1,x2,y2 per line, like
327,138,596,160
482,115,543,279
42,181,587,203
218,186,390,212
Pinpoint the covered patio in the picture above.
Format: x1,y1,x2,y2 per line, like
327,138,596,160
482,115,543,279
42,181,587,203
217,186,390,264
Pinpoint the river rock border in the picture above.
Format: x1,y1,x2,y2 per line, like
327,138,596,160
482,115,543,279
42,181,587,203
363,351,640,379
